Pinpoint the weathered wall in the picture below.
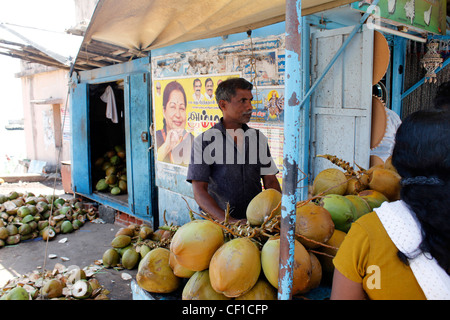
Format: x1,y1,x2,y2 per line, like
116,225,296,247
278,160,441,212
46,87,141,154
19,64,71,169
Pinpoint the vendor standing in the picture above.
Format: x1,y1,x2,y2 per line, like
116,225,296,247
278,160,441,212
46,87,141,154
187,78,281,223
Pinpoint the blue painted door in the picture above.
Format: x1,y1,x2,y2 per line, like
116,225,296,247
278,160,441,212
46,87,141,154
125,73,157,220
70,83,91,194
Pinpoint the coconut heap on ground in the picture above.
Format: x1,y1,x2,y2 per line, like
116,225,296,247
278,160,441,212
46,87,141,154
0,263,109,300
0,192,98,248
106,154,400,300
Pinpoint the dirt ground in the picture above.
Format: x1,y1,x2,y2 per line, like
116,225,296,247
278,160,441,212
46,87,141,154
0,177,139,300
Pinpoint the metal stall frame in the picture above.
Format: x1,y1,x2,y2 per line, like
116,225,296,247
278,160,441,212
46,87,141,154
278,0,380,299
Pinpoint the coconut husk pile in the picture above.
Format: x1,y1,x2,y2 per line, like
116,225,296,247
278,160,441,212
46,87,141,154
0,191,98,248
0,263,109,300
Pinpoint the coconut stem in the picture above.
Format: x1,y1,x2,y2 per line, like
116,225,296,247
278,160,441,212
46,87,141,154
307,249,335,259
295,233,339,251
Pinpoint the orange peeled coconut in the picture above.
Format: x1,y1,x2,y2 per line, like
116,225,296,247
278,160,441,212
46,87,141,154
295,202,335,249
209,237,261,298
170,220,224,271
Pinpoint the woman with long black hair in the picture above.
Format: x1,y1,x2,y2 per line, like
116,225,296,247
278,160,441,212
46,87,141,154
331,110,450,299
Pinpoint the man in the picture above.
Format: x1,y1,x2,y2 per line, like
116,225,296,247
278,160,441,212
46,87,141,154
204,78,215,100
192,78,204,102
187,78,281,223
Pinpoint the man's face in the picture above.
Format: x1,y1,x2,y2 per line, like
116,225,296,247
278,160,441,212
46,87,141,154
220,88,253,127
205,80,214,97
194,80,202,97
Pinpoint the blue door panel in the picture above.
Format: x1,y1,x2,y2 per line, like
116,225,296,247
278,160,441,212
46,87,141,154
126,73,155,219
70,83,91,194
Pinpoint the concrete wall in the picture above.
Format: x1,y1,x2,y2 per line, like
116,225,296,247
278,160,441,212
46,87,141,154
18,63,71,169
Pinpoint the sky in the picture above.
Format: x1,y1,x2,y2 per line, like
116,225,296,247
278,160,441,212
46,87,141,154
0,0,78,168
0,0,77,123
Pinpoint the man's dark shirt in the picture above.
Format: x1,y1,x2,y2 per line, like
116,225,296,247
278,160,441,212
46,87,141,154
186,118,278,219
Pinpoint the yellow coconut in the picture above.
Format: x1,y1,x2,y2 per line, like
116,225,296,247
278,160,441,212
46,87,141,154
246,188,282,226
298,252,322,294
235,278,277,300
182,270,231,300
358,189,389,210
261,238,311,295
312,168,348,196
318,229,347,283
136,248,181,293
169,251,195,278
170,220,224,271
345,194,372,220
368,167,401,201
209,237,261,298
295,202,335,249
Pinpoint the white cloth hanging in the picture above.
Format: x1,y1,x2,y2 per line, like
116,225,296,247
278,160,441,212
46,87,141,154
370,107,402,162
100,86,118,123
374,200,450,300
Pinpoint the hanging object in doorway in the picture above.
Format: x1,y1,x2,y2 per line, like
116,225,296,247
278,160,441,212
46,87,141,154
421,40,443,83
100,86,118,123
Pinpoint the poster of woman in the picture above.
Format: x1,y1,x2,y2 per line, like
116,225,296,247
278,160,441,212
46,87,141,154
153,74,239,166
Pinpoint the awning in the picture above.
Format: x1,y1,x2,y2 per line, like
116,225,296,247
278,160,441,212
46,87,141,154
75,0,355,70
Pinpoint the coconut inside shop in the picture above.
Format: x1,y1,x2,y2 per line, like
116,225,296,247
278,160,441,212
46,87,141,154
1,0,449,301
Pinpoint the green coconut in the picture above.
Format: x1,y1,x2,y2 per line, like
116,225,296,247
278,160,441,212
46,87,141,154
319,194,357,232
1,286,29,300
103,248,120,268
345,195,372,219
111,235,131,248
122,248,140,269
358,189,389,210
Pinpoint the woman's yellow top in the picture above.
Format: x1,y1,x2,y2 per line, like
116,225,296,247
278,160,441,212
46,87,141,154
333,211,426,300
